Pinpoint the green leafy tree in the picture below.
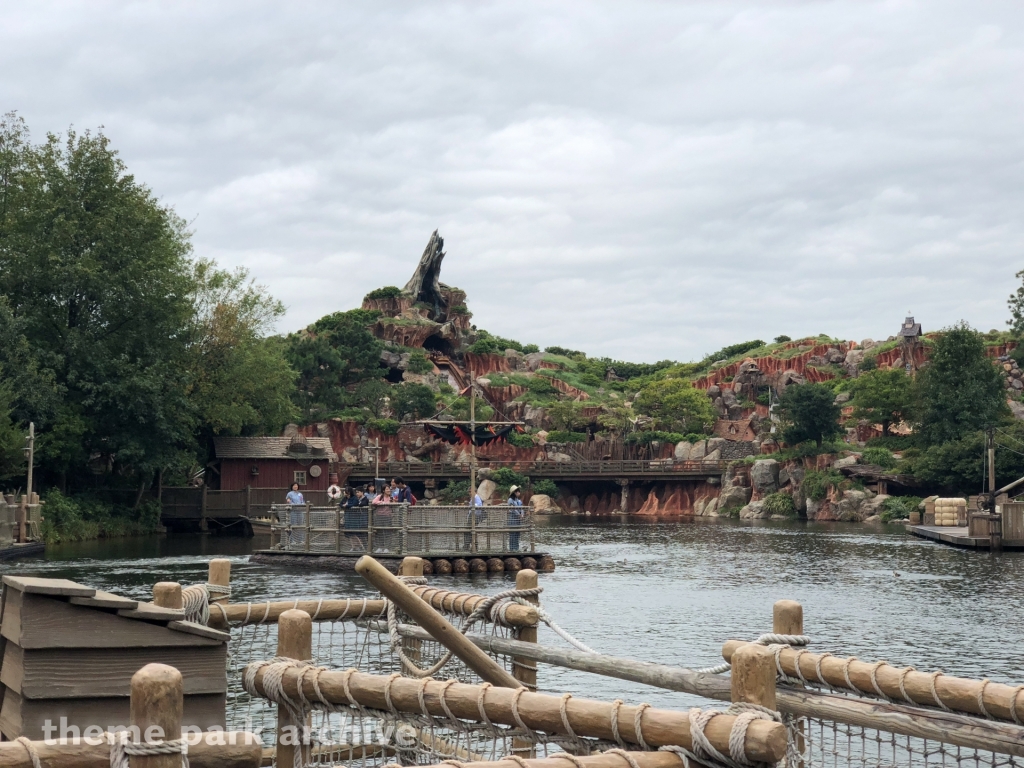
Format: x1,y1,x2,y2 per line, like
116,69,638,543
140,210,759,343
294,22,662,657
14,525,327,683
352,380,391,418
186,261,296,444
914,322,1007,445
390,383,436,421
0,117,196,485
287,311,384,420
547,400,589,432
776,383,842,447
634,379,716,434
849,368,912,436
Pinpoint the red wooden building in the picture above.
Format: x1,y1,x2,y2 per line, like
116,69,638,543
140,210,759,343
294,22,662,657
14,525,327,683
212,436,337,491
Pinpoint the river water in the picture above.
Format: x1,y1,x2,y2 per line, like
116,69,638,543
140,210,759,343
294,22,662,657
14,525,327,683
6,516,1023,709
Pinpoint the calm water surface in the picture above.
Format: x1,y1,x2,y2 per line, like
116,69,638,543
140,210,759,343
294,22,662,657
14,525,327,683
6,516,1023,708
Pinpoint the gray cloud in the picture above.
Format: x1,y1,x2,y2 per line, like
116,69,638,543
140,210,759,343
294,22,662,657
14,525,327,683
3,1,1023,361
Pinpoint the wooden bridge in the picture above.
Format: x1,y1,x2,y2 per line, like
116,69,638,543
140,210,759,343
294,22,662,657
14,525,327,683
159,458,736,529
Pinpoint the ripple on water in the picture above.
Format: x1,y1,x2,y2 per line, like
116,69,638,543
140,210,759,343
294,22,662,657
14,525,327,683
5,516,1024,708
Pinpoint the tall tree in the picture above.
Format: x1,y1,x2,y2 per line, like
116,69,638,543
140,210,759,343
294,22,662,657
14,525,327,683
776,383,842,447
0,119,196,484
849,368,912,436
914,322,1007,445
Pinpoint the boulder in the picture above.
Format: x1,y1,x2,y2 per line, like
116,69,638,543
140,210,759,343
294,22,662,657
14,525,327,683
380,350,403,368
832,455,858,469
525,352,546,371
1009,400,1024,421
776,370,806,393
835,490,868,521
549,452,573,463
674,442,693,461
722,388,738,405
739,501,769,519
535,430,549,444
844,349,865,374
727,404,745,420
1013,379,1023,391
524,406,547,428
750,459,780,495
702,498,719,517
504,349,526,370
704,449,722,461
860,339,877,350
707,385,721,400
530,494,554,512
694,497,707,516
476,479,497,503
718,485,752,515
690,441,707,460
707,438,727,454
834,391,851,404
826,348,846,364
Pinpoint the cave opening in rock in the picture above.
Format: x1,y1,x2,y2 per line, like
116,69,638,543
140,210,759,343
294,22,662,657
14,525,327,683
385,367,404,383
422,334,455,357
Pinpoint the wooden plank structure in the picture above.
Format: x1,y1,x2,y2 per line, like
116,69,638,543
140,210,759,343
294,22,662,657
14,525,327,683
0,576,230,739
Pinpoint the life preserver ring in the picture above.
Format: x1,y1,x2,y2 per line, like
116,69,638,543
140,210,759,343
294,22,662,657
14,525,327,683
327,484,343,500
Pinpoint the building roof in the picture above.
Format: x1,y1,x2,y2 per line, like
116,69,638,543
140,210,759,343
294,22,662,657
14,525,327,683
898,316,922,338
213,436,337,461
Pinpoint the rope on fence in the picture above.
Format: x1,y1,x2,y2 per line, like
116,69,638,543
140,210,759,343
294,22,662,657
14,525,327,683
107,731,190,768
181,583,231,625
695,633,810,676
659,702,781,768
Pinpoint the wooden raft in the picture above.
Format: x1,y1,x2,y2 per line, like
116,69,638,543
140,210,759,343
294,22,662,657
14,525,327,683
0,576,230,739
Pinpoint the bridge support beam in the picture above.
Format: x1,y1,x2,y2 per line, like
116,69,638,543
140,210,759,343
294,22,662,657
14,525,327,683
617,479,629,515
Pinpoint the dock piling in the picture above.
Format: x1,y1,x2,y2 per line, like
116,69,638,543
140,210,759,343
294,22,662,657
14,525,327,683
276,609,312,768
129,663,183,768
207,559,231,605
152,582,183,610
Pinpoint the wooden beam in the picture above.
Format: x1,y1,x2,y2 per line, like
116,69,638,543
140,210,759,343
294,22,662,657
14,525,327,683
355,556,521,688
0,735,261,768
413,753,686,768
244,666,786,765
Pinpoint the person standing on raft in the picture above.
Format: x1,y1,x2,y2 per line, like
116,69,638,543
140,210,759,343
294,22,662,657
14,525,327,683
507,485,524,551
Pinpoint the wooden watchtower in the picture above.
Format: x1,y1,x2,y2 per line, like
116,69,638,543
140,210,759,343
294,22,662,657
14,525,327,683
898,314,923,373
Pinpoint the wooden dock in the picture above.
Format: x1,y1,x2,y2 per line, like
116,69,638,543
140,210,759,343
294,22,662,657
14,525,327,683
908,524,1024,550
0,542,45,561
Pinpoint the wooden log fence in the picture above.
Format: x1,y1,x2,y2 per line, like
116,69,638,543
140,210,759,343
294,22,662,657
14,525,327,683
244,659,787,765
411,754,687,768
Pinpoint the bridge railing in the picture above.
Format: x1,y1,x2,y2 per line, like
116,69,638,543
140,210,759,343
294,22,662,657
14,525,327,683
270,502,534,556
346,458,729,478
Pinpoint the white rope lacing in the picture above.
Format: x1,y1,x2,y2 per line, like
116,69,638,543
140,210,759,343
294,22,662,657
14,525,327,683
180,583,231,625
695,633,810,675
659,702,781,768
388,578,598,677
107,730,190,768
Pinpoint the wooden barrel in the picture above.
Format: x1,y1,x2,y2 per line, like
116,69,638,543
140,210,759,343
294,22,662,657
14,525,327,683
503,557,522,572
522,556,538,570
433,559,453,575
469,558,487,574
421,560,434,575
453,558,469,574
537,555,555,572
486,558,504,573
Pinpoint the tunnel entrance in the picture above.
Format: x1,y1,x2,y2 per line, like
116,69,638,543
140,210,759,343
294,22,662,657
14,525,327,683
423,334,455,357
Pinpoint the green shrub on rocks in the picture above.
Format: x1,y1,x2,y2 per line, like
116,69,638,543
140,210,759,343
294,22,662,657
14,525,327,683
802,469,844,501
880,496,922,522
532,479,559,497
546,430,588,443
762,492,796,517
365,286,403,300
507,431,535,448
860,447,897,469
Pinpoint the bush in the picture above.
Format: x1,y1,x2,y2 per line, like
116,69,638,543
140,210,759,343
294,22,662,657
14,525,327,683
522,344,540,354
364,286,403,300
507,431,535,449
762,492,796,517
858,356,878,372
366,418,400,435
880,496,922,522
545,346,584,358
532,479,559,497
469,337,499,354
802,469,844,501
860,447,897,470
774,335,792,343
625,431,686,445
546,430,588,443
438,480,471,504
866,435,915,451
449,304,470,315
406,351,432,374
40,490,160,544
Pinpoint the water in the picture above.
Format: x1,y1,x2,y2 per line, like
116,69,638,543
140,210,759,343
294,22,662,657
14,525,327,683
8,516,1024,709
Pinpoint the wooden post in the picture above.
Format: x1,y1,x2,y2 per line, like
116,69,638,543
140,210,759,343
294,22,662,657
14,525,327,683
130,663,183,768
208,559,231,605
731,644,776,712
355,555,522,688
245,485,251,518
398,557,425,667
152,582,183,610
367,505,374,553
16,496,25,543
277,609,313,768
773,600,803,635
304,502,311,552
200,484,209,533
774,600,803,765
512,569,539,757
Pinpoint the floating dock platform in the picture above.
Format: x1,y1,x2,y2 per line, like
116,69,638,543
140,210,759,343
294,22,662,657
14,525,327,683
908,524,1024,550
0,542,45,561
251,549,554,574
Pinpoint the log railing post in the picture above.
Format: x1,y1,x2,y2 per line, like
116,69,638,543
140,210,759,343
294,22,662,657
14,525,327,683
277,609,312,768
731,643,776,712
367,506,374,553
512,569,540,757
130,663,183,768
153,582,183,610
773,600,803,766
398,557,425,666
208,559,231,605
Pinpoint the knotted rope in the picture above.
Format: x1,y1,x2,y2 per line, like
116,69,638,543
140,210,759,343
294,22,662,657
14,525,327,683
181,583,231,625
107,731,190,768
695,633,810,675
659,702,781,768
388,579,550,677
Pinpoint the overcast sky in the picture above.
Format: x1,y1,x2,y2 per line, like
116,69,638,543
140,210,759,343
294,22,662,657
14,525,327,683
3,2,1023,362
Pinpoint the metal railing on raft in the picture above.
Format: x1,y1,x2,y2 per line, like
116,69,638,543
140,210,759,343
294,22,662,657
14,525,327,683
269,503,536,557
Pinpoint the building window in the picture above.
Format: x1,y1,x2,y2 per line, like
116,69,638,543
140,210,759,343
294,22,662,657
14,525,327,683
294,471,307,486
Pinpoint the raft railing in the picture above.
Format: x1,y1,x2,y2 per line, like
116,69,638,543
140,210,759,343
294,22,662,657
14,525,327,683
269,503,536,557
174,559,1024,768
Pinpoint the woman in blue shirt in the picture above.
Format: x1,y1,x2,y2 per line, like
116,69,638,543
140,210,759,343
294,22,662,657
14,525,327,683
507,485,524,551
286,483,305,505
